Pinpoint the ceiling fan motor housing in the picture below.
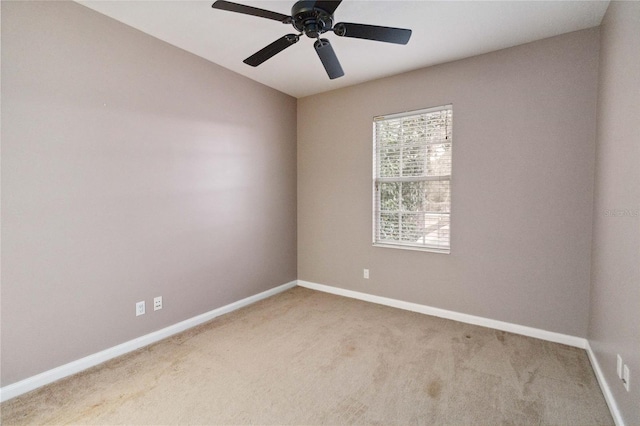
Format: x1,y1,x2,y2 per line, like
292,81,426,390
291,0,333,39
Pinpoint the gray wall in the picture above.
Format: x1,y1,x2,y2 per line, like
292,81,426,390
298,28,599,338
1,1,297,386
4,4,635,424
589,1,640,424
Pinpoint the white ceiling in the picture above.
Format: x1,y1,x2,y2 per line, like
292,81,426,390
76,0,609,98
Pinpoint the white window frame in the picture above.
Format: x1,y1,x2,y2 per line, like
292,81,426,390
372,104,452,254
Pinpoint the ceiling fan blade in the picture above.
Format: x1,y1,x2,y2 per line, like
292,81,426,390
333,22,412,45
211,0,290,23
244,34,300,67
313,0,342,15
314,38,344,80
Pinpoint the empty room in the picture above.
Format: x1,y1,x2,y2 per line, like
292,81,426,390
1,0,638,424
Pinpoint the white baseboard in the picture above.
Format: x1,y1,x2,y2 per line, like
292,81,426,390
0,281,297,403
297,280,587,349
586,341,625,426
5,278,617,423
297,281,626,423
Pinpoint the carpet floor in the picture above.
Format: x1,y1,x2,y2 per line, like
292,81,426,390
1,286,613,425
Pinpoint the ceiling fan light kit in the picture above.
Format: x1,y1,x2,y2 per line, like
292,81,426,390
211,0,412,79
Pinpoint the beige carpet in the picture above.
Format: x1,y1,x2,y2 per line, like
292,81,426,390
1,287,613,425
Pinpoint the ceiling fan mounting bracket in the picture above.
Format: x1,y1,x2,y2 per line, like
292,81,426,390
332,23,345,37
290,0,333,39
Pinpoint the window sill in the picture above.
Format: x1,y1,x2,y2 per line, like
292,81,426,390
373,242,450,254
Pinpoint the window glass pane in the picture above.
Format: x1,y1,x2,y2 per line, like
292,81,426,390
401,144,426,177
425,109,452,143
380,182,400,211
400,213,450,246
401,115,425,145
399,213,423,243
379,146,400,178
425,143,451,176
421,214,450,246
379,212,400,241
401,181,450,213
400,181,424,212
374,105,452,252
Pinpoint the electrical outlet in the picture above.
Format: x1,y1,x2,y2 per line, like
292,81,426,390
154,296,162,311
136,301,145,316
363,269,369,279
617,354,623,379
623,365,630,392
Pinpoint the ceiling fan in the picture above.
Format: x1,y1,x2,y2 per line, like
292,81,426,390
211,0,412,79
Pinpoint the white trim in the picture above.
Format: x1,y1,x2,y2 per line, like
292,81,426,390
0,281,297,403
374,103,453,121
301,277,622,423
586,341,625,426
377,175,452,183
373,242,451,254
373,105,453,254
297,280,586,349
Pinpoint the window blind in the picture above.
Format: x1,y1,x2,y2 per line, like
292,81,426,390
373,105,452,253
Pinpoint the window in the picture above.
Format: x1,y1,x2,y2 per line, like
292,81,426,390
373,105,452,253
